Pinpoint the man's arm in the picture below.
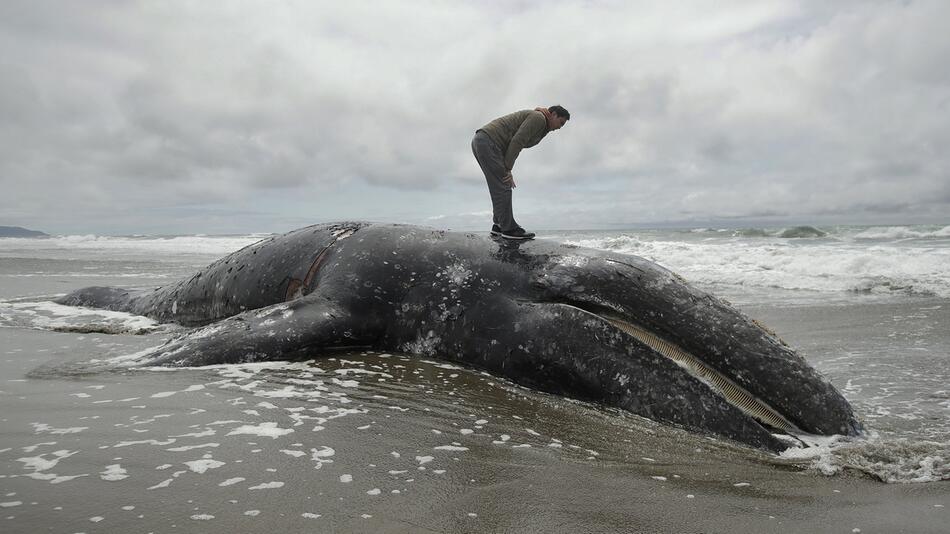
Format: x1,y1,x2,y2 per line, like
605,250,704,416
504,112,547,170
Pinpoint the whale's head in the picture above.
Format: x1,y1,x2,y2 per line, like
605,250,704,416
510,245,863,451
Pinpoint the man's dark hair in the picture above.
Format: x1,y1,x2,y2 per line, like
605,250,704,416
549,105,570,120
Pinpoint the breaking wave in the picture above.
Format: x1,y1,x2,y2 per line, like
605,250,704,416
779,433,949,483
566,232,950,300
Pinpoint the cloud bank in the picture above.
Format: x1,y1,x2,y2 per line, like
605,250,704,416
1,0,948,234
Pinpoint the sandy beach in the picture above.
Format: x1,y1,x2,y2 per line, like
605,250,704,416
2,226,949,532
2,298,947,533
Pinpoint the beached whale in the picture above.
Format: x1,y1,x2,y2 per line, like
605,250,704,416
56,222,862,451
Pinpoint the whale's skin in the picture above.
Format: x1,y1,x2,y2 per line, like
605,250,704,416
56,222,863,452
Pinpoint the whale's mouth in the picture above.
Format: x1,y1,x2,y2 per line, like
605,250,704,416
602,315,803,434
560,303,802,434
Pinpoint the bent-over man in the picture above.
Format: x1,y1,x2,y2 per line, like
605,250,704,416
471,105,570,240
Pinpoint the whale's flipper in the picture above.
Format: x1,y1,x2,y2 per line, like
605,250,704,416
128,297,368,367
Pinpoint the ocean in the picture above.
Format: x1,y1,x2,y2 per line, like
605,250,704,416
1,224,948,533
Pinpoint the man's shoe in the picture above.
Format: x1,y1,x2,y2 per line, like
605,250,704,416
490,224,502,236
499,228,535,240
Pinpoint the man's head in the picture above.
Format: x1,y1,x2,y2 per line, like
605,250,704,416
548,105,570,130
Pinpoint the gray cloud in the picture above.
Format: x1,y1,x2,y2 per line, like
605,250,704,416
1,0,948,234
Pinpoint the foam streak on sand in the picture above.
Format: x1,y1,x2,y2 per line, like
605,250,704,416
100,464,128,481
0,300,162,334
184,458,225,474
249,481,284,490
16,450,88,484
226,422,294,439
31,423,88,434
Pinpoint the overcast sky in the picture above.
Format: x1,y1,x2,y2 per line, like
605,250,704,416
1,0,948,235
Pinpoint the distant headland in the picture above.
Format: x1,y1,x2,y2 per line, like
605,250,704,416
0,225,49,238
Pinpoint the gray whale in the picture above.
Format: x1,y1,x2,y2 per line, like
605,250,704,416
56,222,863,451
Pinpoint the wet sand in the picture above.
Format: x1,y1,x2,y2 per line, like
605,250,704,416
2,298,948,534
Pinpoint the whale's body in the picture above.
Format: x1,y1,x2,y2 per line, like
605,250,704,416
57,222,862,451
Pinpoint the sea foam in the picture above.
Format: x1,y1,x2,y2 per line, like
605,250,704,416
567,233,950,300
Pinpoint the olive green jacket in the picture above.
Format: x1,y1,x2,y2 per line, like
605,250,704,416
477,109,549,171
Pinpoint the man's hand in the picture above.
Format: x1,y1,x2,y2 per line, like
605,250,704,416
502,172,517,188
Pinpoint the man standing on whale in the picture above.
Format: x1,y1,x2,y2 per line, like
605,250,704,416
472,105,570,240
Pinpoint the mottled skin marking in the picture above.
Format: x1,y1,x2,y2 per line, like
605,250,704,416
56,222,862,452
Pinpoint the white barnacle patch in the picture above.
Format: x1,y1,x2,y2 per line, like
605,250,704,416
189,322,230,340
255,304,290,319
557,255,589,268
646,271,677,290
401,330,440,356
614,373,630,387
332,227,357,239
441,262,473,287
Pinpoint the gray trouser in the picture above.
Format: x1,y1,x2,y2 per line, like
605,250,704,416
471,130,520,232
